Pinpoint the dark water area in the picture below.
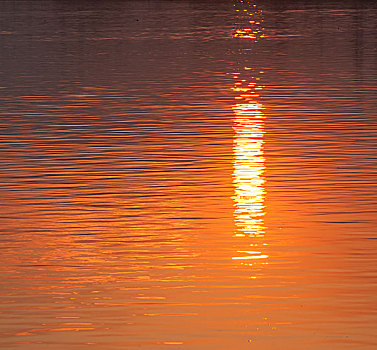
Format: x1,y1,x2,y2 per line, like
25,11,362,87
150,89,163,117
0,0,376,349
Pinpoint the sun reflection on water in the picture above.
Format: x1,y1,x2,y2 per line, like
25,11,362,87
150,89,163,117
232,0,267,264
232,101,265,238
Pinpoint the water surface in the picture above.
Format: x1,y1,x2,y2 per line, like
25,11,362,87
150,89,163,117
0,0,376,349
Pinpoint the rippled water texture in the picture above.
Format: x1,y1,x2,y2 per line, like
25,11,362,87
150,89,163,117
0,0,376,349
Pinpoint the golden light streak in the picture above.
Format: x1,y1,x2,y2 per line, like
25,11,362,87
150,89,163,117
232,1,267,264
232,101,266,238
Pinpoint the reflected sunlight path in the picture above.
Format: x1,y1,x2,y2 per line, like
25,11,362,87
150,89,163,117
232,0,267,264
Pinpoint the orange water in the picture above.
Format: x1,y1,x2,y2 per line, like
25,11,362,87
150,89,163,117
0,1,376,349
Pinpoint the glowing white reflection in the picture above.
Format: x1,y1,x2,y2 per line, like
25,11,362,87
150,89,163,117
232,102,265,238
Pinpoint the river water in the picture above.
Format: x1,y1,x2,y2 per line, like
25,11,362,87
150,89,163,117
0,0,376,349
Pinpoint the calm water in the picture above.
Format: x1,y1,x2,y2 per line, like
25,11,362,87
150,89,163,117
0,0,376,349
